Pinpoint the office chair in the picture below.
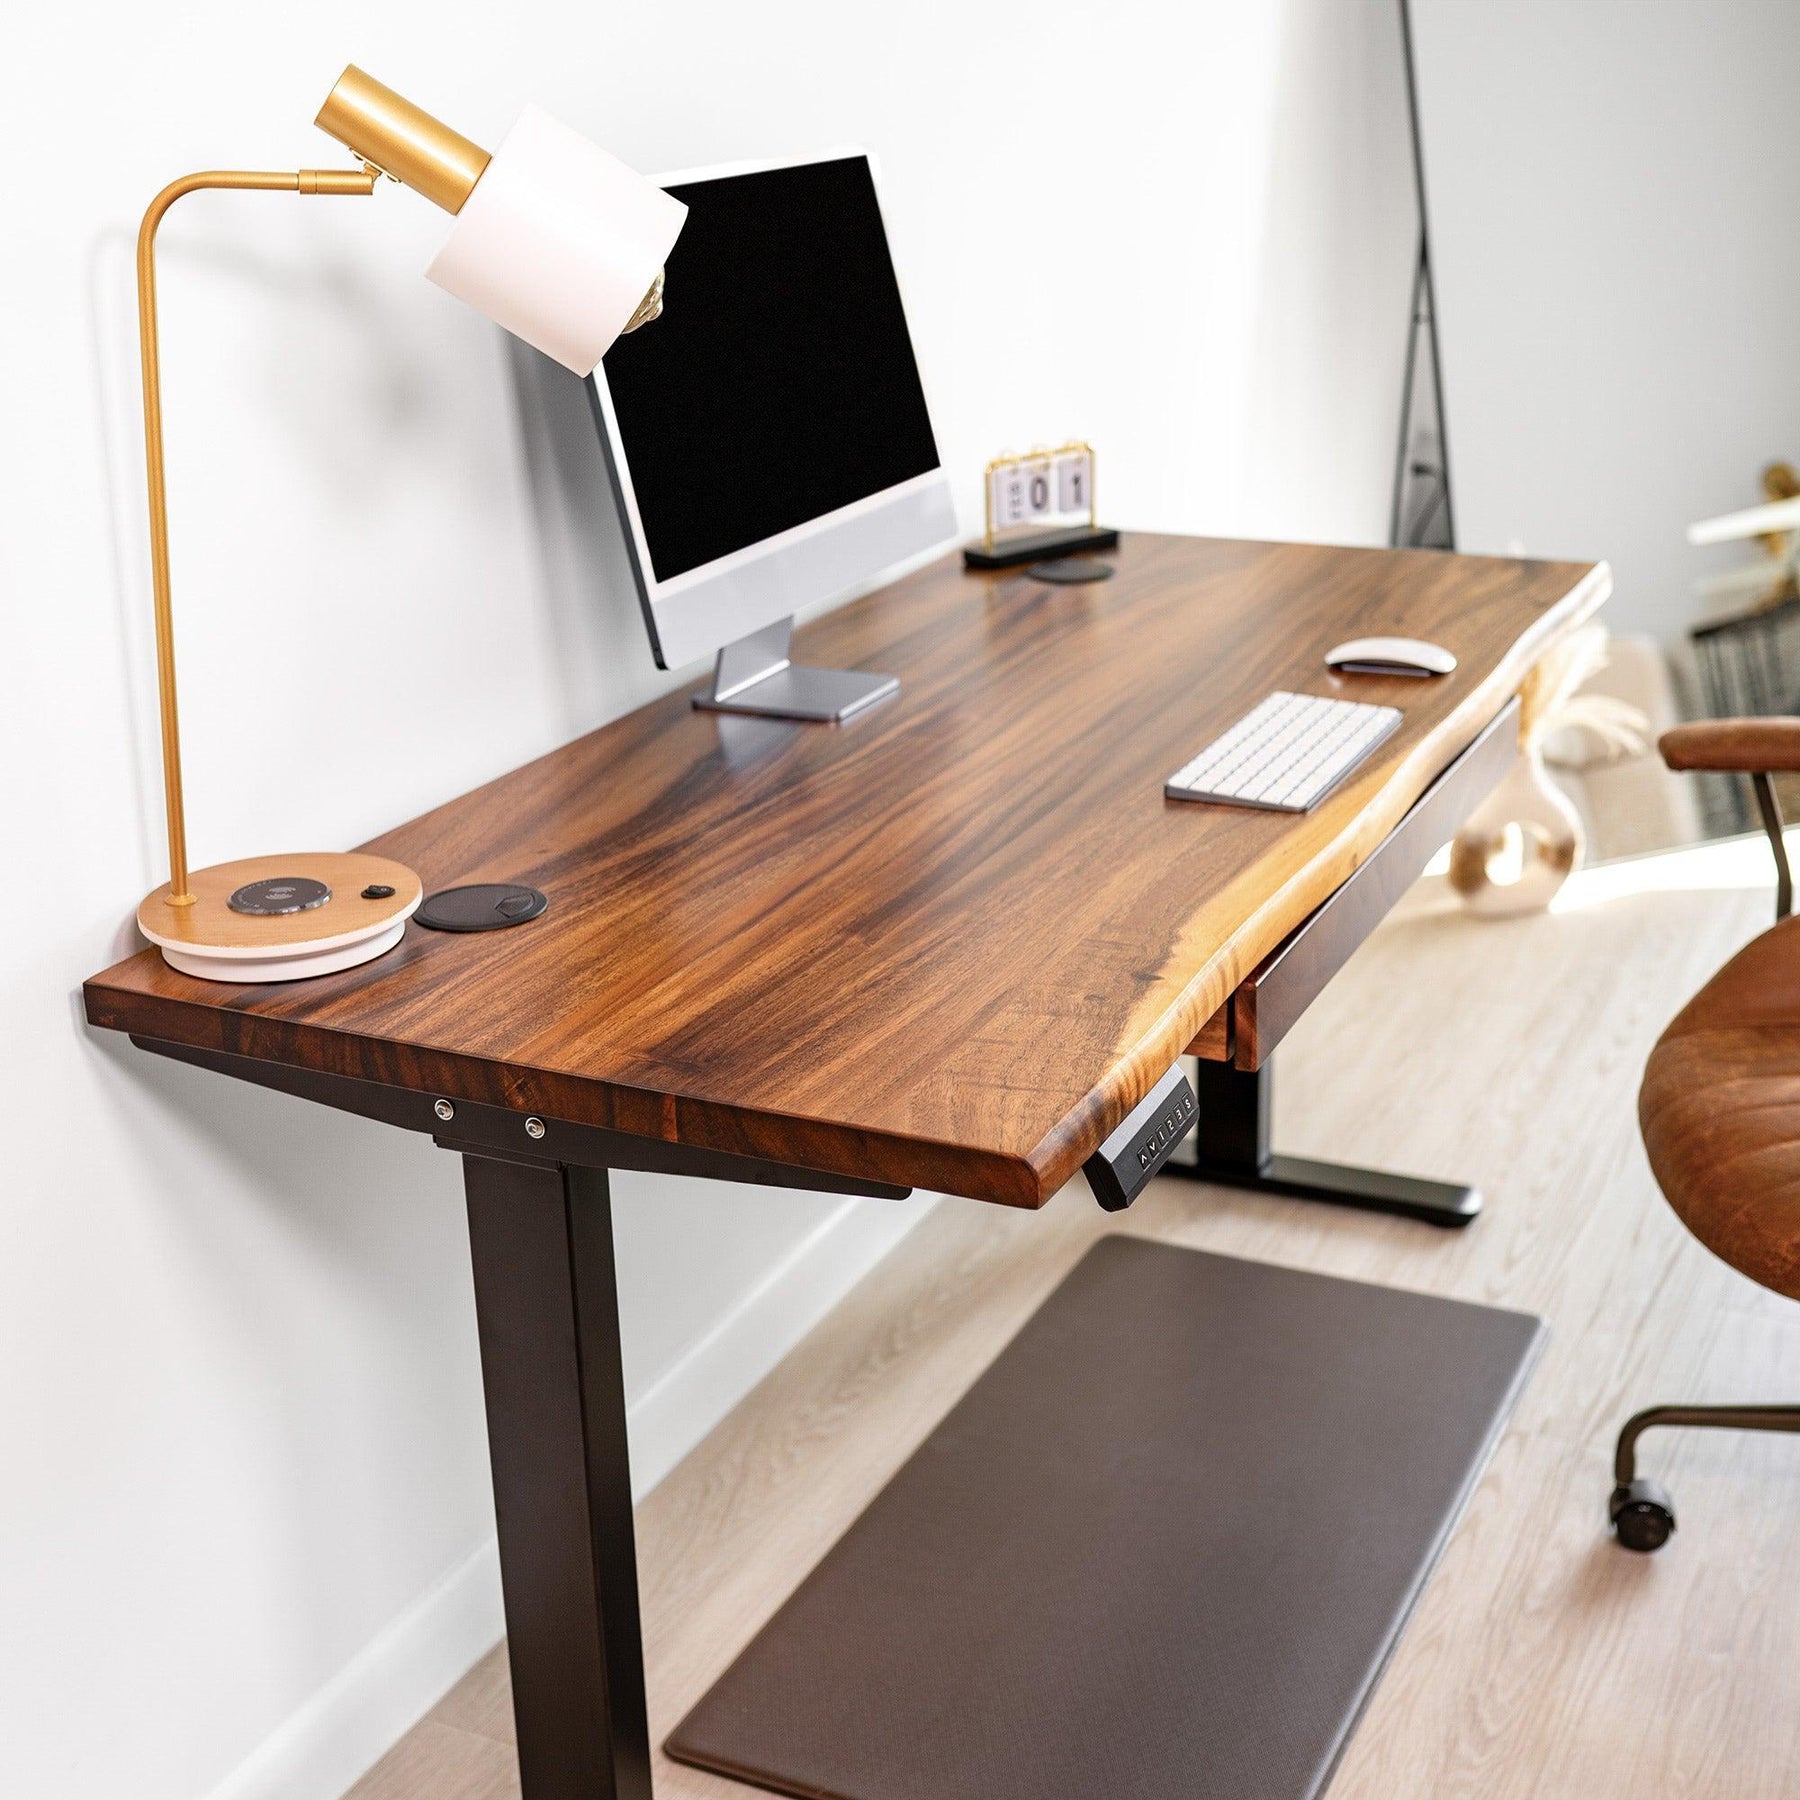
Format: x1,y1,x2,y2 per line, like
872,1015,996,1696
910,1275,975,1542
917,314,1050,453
1610,720,1800,1551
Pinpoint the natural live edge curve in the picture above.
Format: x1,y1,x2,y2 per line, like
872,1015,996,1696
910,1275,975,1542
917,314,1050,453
1030,557,1614,1204
135,168,377,907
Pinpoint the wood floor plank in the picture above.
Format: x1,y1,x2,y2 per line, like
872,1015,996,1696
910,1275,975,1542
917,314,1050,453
345,1721,520,1800
346,842,1800,1800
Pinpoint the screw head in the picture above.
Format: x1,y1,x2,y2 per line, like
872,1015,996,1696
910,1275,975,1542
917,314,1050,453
525,1116,546,1141
433,1098,455,1122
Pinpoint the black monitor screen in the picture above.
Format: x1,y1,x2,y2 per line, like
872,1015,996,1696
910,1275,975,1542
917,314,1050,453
599,155,941,584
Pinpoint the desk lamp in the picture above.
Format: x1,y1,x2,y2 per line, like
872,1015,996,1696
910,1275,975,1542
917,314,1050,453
132,66,686,982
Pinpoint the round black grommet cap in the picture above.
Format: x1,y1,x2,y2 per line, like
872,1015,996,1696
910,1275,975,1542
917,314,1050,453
1028,557,1114,584
361,884,396,900
415,883,549,932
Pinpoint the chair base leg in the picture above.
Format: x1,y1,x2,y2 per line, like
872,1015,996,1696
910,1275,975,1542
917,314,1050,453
1608,1403,1800,1552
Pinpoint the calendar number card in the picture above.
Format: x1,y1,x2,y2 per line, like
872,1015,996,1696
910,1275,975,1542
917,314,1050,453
964,441,1116,571
985,443,1097,547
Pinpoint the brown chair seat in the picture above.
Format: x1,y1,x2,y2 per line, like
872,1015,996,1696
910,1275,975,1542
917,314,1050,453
1640,913,1800,1300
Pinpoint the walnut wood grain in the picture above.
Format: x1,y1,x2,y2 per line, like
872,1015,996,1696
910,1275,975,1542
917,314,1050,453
83,535,1608,1206
1189,1006,1233,1063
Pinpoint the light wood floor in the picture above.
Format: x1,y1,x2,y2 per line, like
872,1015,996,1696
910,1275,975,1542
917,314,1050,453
348,842,1800,1800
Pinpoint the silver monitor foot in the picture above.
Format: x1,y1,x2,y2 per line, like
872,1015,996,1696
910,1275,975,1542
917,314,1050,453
692,616,898,723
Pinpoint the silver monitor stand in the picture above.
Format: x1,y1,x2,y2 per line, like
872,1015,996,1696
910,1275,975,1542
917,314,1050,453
692,615,898,722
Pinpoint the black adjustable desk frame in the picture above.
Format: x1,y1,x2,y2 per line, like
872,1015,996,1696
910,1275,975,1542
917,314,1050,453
1170,1057,1480,1226
137,1036,906,1800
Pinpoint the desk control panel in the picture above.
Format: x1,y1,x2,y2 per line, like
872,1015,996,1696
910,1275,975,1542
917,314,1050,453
1084,1064,1200,1212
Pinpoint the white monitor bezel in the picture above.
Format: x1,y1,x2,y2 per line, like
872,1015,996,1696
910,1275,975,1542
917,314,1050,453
586,146,956,672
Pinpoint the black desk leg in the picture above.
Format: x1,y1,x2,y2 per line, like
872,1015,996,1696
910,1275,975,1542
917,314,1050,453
1164,1057,1480,1228
463,1153,652,1800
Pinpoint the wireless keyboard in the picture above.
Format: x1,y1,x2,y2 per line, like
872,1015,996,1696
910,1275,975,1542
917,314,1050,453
1164,690,1401,813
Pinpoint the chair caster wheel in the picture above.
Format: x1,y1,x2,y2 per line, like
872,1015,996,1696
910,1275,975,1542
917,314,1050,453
1610,1476,1676,1552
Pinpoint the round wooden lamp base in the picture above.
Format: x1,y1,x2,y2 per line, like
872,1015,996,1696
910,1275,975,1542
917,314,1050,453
135,852,423,984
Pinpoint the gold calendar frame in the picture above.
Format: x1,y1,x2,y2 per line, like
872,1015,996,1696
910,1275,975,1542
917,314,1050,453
983,441,1098,552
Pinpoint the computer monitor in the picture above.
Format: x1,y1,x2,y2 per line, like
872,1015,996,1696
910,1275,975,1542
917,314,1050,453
586,150,958,721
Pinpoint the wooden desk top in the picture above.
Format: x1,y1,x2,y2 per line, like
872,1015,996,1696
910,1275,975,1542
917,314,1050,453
85,535,1607,1206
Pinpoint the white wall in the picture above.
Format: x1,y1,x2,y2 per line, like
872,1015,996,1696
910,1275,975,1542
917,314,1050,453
0,4,1415,1798
1411,0,1800,643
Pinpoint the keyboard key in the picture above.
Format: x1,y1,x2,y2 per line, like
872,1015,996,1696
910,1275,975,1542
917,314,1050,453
1165,692,1401,813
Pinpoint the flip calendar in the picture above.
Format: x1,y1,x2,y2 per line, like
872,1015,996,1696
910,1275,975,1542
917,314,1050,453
983,442,1098,551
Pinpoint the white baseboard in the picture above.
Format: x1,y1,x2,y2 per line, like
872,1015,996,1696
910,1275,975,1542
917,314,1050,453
204,1188,936,1800
202,1533,503,1800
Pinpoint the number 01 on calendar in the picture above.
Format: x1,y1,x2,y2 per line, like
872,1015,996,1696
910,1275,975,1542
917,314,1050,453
963,441,1119,570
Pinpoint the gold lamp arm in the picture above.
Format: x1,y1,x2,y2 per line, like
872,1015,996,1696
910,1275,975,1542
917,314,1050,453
135,168,376,906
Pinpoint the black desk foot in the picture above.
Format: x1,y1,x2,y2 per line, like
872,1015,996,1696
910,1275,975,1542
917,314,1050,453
1167,1057,1481,1229
1177,1149,1480,1226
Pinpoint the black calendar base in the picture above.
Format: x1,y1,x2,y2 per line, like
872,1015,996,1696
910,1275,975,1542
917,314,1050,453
962,525,1120,570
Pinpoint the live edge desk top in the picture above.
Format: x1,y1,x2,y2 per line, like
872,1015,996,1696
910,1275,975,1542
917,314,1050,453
84,535,1608,1208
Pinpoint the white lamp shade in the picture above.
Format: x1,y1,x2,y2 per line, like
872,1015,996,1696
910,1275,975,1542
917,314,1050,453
426,104,687,375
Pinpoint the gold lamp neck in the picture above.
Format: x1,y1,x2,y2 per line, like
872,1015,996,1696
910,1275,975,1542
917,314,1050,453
315,65,492,213
135,168,377,909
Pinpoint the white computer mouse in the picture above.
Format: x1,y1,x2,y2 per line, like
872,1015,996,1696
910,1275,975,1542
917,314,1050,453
1324,636,1458,677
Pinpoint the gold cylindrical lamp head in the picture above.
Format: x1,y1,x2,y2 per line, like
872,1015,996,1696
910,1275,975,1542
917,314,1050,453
315,65,491,213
